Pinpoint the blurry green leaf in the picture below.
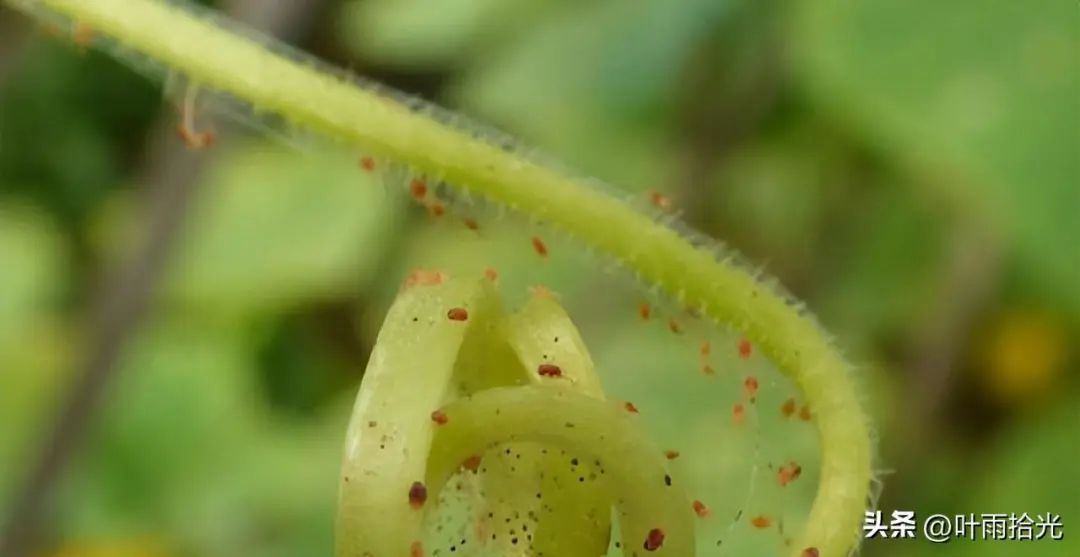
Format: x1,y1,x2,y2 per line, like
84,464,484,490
963,398,1080,556
707,131,851,281
58,322,339,557
819,185,944,344
60,324,259,532
339,0,552,69
795,0,1080,313
163,143,403,314
0,41,158,225
0,203,65,341
895,394,1080,557
454,0,730,190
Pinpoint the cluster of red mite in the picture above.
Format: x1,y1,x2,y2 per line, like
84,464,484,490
390,266,820,555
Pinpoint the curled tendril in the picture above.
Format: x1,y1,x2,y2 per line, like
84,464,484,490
3,1,874,554
337,275,693,556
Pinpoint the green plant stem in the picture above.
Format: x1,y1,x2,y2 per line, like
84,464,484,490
8,0,873,554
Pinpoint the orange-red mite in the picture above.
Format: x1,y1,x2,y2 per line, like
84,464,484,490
463,218,480,231
408,481,428,510
801,547,820,557
528,285,552,299
799,405,813,422
462,454,482,472
732,402,746,425
484,267,498,282
668,319,682,334
531,236,548,257
538,363,563,378
781,397,797,418
738,337,753,359
643,528,665,551
176,125,215,150
649,191,672,210
751,515,771,529
410,541,425,557
409,179,428,200
664,450,680,460
359,156,376,172
624,401,640,414
639,303,652,320
447,307,469,321
72,22,94,47
692,500,710,518
744,375,759,398
431,409,448,425
777,462,803,487
405,269,446,288
430,203,446,217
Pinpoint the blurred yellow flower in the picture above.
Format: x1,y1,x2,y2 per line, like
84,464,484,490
977,310,1070,406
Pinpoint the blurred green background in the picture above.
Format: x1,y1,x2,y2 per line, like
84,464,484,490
0,0,1077,556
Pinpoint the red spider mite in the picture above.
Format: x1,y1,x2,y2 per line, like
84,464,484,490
743,375,759,398
538,363,563,378
777,462,803,487
624,401,640,414
639,303,652,320
483,267,498,282
649,191,672,211
643,527,665,551
174,82,216,151
781,397,797,418
732,402,746,425
664,450,680,460
447,307,469,321
408,481,428,510
176,123,215,150
430,409,448,425
429,203,446,217
531,236,548,257
410,541,425,557
701,363,716,376
404,269,446,288
700,339,711,357
799,405,813,422
738,337,753,359
462,454,482,472
530,285,554,299
692,500,710,518
668,319,682,334
72,21,94,47
409,178,428,200
801,548,820,557
175,86,215,151
359,156,376,172
463,217,480,231
751,515,771,529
